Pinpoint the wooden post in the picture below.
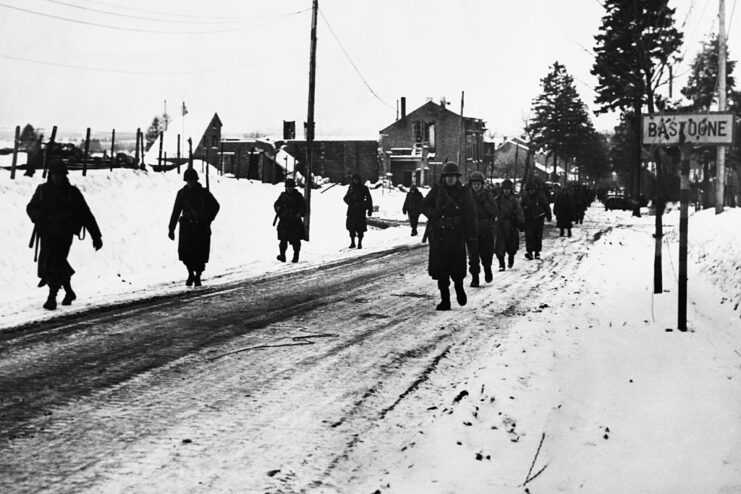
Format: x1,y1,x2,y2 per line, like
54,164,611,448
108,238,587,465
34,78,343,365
134,127,141,166
653,148,664,294
158,131,164,168
110,129,116,171
716,0,727,213
219,141,224,176
42,125,57,179
187,138,193,169
303,0,318,241
82,128,90,176
177,134,181,173
10,125,19,179
678,143,689,331
205,145,210,190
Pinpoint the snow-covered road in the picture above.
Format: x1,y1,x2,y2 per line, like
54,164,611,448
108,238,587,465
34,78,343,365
1,205,740,494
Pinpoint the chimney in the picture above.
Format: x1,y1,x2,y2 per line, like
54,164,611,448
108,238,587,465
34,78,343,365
401,97,406,119
440,96,447,107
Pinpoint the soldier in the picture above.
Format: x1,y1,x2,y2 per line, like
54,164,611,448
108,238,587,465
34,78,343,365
520,181,552,260
402,183,424,236
494,179,525,271
422,162,478,310
467,171,498,286
274,178,306,263
168,168,220,286
553,187,574,237
343,173,373,249
26,160,103,310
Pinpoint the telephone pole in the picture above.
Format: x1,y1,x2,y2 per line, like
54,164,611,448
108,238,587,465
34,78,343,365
304,0,318,240
716,0,727,214
458,91,465,167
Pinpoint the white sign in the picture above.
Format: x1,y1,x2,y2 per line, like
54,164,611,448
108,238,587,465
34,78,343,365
642,113,735,145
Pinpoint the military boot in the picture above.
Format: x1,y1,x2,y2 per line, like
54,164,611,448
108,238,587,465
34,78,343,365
291,250,300,263
357,236,363,249
61,281,76,306
470,273,480,288
194,271,202,287
43,285,59,310
454,281,467,306
349,236,356,248
508,254,515,269
484,266,493,283
436,281,451,311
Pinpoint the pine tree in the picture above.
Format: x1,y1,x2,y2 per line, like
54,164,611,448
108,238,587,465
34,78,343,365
145,116,163,151
682,34,736,110
527,61,596,184
19,123,39,150
592,0,683,202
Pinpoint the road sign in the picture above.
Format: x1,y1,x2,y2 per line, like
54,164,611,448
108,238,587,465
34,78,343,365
642,113,735,145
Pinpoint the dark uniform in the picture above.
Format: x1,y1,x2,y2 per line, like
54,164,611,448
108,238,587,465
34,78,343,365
494,179,525,271
274,178,306,263
402,184,424,236
467,171,498,286
422,162,478,311
343,173,373,249
26,161,102,310
553,189,574,237
168,168,220,286
520,182,552,259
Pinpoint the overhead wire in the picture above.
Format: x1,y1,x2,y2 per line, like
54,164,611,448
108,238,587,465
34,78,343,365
39,0,295,25
318,7,394,111
0,2,310,34
74,0,242,21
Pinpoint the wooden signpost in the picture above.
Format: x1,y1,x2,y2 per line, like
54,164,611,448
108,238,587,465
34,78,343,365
642,113,735,331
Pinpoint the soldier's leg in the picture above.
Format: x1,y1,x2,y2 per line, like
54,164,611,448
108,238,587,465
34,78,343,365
61,278,76,306
291,241,301,263
357,233,364,249
277,240,288,262
43,283,59,310
193,263,205,287
467,238,480,287
452,275,467,306
184,262,195,286
349,231,356,248
410,214,419,236
436,277,451,311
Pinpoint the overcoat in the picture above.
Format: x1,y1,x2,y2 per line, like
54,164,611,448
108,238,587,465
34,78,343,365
554,191,574,229
494,193,524,257
168,183,220,269
422,182,478,281
470,185,498,266
26,179,102,287
344,184,373,233
274,189,306,242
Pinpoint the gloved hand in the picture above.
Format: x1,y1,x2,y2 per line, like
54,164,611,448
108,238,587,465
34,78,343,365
92,236,103,251
367,210,373,217
168,230,175,241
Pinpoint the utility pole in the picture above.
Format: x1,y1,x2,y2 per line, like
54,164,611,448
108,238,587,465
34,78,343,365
304,0,318,241
716,0,727,214
458,91,465,168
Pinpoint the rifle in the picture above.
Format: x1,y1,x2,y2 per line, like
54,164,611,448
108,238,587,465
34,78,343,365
29,225,39,262
272,213,279,226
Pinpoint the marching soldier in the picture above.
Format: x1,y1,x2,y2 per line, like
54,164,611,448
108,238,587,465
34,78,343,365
402,183,424,237
520,181,552,260
422,162,478,310
26,160,103,310
168,168,220,287
274,178,306,263
494,179,525,271
343,173,373,249
467,171,497,286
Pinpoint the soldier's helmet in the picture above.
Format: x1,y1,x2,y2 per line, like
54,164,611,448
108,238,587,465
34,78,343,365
469,171,485,183
501,178,513,190
48,160,68,176
441,162,461,176
183,168,199,182
285,178,296,188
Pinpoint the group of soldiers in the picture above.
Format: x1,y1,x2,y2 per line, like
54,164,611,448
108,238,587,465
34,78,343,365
25,161,586,313
402,162,590,310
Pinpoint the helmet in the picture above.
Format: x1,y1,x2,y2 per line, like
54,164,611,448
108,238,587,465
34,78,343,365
285,178,296,188
441,162,461,176
183,168,199,181
48,160,68,176
501,179,513,190
469,171,485,183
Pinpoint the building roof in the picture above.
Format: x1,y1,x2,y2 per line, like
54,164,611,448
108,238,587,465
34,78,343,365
379,100,485,134
143,111,221,164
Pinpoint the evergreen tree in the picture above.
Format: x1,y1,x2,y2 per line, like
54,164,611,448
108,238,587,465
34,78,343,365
145,116,163,151
527,61,596,184
592,0,682,202
682,34,736,110
19,123,39,150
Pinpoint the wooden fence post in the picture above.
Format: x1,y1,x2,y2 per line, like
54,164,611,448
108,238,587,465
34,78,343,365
82,128,90,176
158,131,164,169
134,127,141,166
42,125,58,179
177,134,181,174
110,129,116,171
10,125,19,179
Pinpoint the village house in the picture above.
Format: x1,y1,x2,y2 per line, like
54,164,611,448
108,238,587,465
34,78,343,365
280,138,378,184
143,112,222,170
220,137,285,183
379,97,486,186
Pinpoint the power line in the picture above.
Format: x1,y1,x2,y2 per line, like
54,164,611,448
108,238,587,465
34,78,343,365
75,0,241,21
0,52,268,74
318,8,394,111
0,2,309,34
39,0,293,25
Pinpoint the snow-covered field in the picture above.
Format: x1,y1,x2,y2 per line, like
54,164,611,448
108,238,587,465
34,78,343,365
1,167,740,492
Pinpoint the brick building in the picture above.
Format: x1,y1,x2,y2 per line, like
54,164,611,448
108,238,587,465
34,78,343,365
220,138,284,183
379,97,487,186
280,138,379,184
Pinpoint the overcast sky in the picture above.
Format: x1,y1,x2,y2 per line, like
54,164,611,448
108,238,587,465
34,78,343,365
0,0,738,138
